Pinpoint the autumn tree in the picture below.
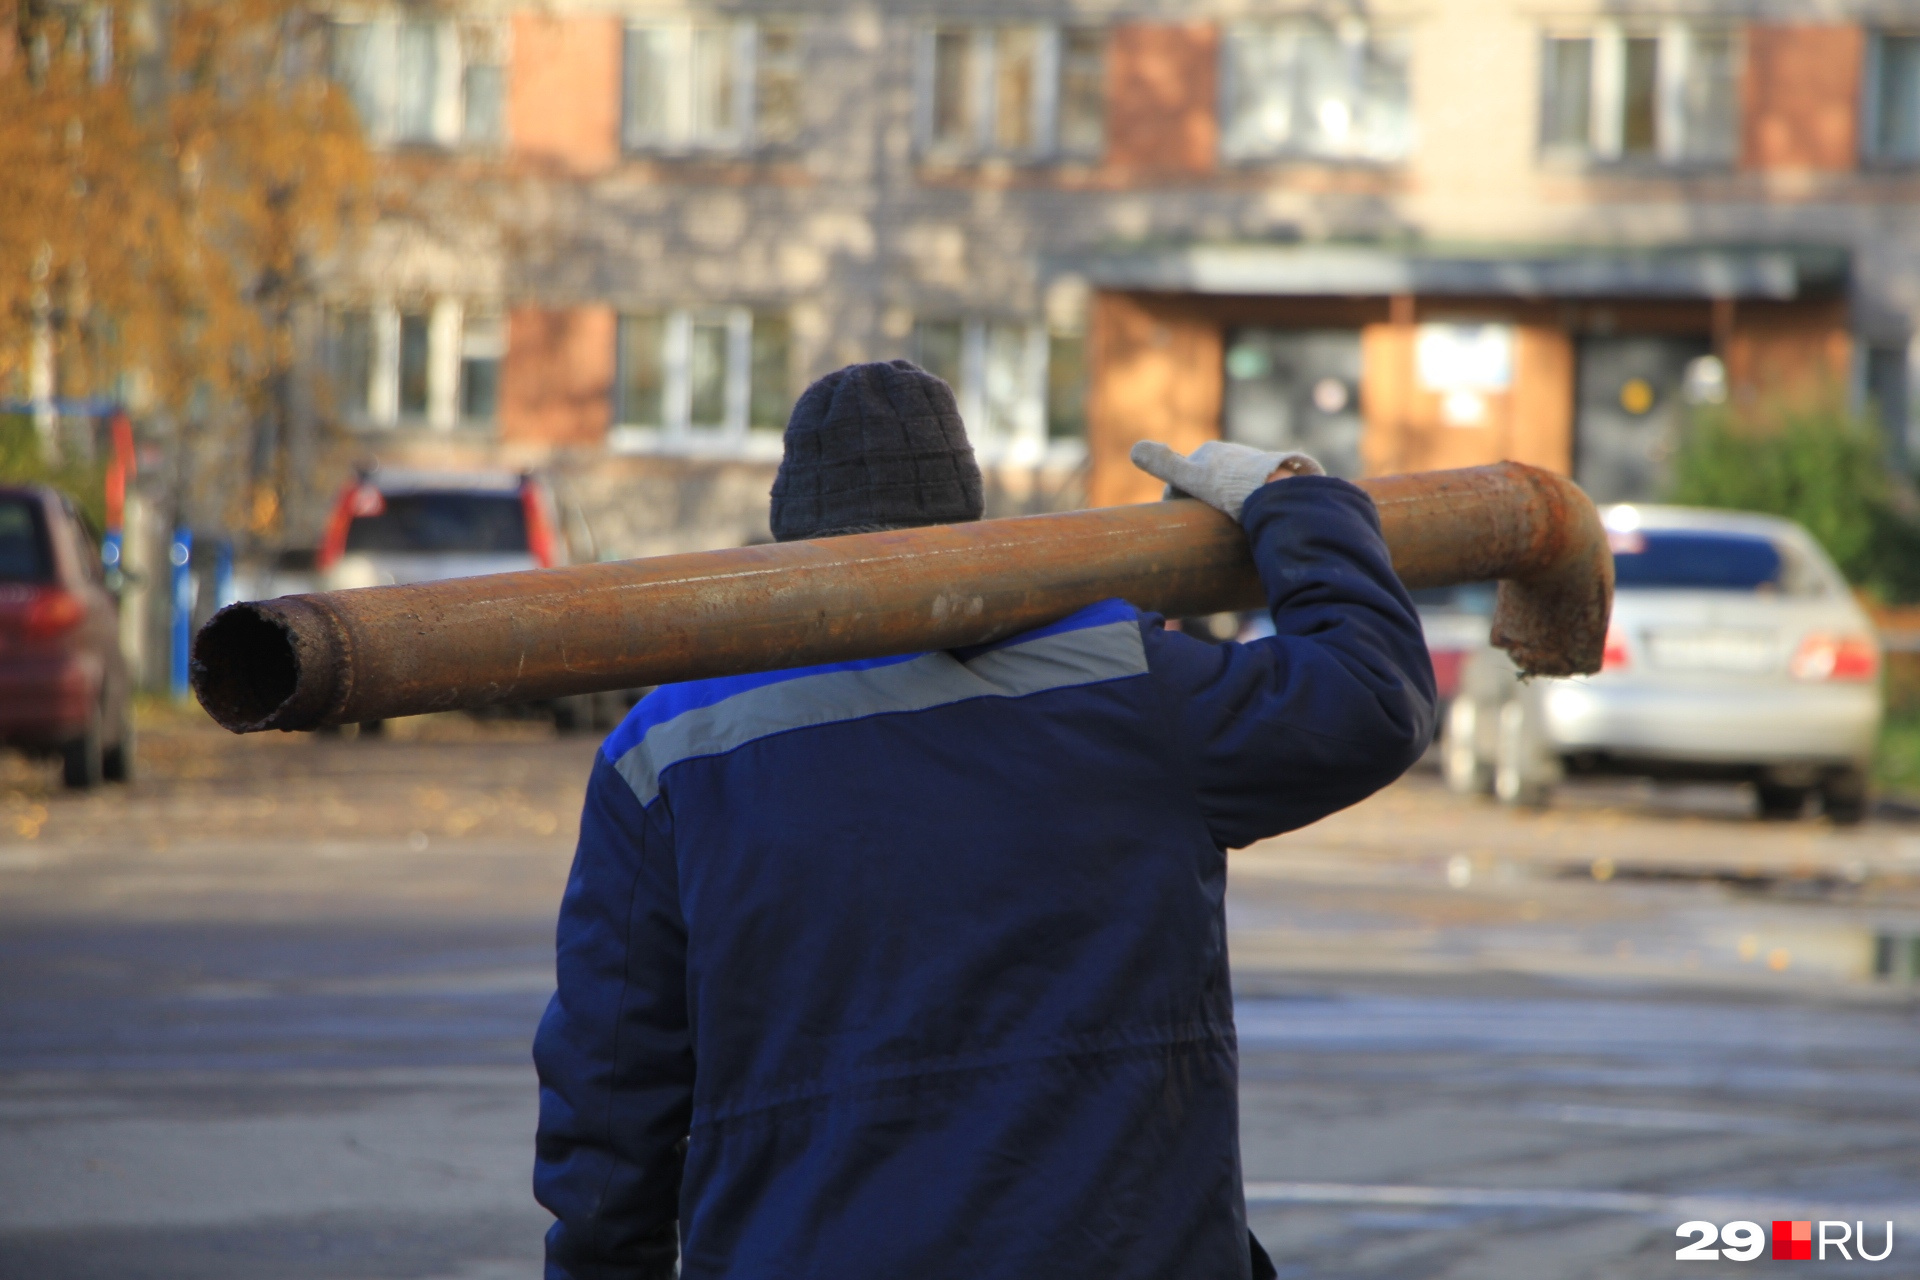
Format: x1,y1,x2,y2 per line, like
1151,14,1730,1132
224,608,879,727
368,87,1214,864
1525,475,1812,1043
0,0,370,537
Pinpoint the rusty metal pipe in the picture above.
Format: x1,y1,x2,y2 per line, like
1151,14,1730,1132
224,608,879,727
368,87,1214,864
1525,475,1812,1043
192,462,1612,734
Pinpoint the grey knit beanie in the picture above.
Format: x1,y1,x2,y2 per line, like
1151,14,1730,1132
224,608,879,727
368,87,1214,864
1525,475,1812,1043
769,360,985,542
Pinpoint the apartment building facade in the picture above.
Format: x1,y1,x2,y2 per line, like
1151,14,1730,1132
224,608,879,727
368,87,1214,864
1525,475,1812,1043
313,1,1920,553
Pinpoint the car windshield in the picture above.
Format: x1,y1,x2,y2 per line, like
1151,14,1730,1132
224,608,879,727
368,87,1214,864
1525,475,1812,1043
1611,529,1801,592
345,493,528,555
0,498,50,582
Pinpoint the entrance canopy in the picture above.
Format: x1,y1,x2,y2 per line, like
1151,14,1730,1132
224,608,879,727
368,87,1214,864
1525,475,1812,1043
1068,243,1849,301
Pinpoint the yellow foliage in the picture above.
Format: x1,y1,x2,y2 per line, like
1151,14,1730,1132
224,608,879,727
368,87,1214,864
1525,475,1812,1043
0,2,371,411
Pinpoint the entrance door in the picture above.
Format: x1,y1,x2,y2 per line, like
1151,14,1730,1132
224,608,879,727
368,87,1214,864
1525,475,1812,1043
1223,329,1364,479
1574,336,1712,503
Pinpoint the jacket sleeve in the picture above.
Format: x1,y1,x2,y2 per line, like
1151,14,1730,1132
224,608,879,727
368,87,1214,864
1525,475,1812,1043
1145,475,1436,849
534,751,691,1280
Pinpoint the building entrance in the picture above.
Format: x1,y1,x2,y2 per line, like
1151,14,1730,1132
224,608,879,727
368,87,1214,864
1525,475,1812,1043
1222,328,1364,479
1574,335,1713,503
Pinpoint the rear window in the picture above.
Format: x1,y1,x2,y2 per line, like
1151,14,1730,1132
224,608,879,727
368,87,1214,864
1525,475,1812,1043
0,499,50,582
1610,529,1802,592
344,493,528,555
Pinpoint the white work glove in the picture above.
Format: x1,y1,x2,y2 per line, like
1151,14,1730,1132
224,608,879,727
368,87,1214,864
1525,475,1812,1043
1129,440,1324,525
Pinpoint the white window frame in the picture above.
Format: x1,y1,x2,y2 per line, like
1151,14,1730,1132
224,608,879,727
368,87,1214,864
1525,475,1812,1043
459,311,506,425
331,14,506,149
622,19,759,153
611,307,789,458
916,24,1103,160
1543,22,1739,165
1218,18,1414,164
329,297,494,433
1864,30,1920,164
914,318,1085,466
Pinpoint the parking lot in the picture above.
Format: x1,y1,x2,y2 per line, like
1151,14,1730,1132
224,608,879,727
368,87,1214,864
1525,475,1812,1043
2,712,1918,1278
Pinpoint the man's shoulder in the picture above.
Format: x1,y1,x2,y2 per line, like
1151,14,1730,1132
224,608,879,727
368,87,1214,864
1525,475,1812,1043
598,598,1151,803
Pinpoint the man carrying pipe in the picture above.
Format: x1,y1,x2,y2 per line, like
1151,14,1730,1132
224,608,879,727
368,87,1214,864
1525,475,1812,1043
532,360,1437,1280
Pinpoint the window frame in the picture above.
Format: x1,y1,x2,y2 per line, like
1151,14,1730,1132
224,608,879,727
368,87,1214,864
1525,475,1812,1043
623,19,787,154
329,15,507,150
325,297,498,433
1538,22,1741,168
1218,17,1414,165
1864,30,1920,166
910,317,1086,464
611,307,794,457
915,23,1106,162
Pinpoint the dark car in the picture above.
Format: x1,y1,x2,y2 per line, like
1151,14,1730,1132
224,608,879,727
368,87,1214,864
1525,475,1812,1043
0,485,133,787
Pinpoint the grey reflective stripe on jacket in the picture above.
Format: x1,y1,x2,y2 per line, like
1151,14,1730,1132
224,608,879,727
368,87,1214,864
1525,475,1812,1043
611,617,1149,808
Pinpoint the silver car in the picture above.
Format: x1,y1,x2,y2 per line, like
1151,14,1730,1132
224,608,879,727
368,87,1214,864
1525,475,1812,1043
309,468,634,731
316,468,560,591
1444,505,1883,823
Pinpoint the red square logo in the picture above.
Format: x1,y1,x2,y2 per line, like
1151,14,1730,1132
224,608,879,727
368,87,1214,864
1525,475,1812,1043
1773,1220,1812,1260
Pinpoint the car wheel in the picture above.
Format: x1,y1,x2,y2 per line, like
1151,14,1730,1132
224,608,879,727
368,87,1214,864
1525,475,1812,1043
1821,769,1869,826
102,709,135,784
1755,783,1809,821
1494,698,1555,809
1443,697,1492,796
358,719,386,739
61,702,104,790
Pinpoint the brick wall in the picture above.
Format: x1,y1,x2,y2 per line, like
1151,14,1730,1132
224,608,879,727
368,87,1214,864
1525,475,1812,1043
1742,25,1864,172
1104,23,1219,175
509,13,622,174
500,306,616,448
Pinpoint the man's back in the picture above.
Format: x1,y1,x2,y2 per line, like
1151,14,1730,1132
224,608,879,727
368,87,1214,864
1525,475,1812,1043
534,477,1434,1279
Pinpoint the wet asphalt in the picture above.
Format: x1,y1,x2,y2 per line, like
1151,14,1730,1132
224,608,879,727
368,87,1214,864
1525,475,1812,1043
2,718,1919,1278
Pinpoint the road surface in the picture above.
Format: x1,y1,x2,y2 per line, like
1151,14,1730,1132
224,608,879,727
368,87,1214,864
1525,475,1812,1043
2,712,1917,1277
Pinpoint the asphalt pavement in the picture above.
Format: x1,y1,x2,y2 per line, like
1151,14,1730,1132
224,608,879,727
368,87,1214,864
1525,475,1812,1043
2,712,1918,1278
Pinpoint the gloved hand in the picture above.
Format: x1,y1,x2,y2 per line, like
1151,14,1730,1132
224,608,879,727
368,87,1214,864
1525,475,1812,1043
1129,440,1324,525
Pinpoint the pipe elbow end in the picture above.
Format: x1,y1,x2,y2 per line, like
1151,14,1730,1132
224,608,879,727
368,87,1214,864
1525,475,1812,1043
1487,465,1615,679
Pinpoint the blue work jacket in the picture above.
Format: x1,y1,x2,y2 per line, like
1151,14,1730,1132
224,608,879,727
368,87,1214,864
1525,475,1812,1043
533,476,1436,1279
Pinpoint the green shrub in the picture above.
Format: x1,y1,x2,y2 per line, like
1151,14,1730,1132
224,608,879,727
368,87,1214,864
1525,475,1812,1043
0,413,108,530
1668,401,1920,602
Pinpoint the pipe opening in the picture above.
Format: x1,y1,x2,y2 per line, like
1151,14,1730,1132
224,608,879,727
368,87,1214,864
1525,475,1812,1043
191,606,301,732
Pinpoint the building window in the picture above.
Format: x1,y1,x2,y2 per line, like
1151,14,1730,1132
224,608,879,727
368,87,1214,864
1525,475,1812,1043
1868,33,1920,163
330,18,506,148
1046,330,1087,441
397,311,431,419
460,315,503,423
1221,19,1412,162
1057,28,1105,156
1540,25,1738,164
328,309,375,419
614,309,792,451
912,319,1081,461
615,313,666,428
325,299,495,432
461,64,504,145
919,26,1105,159
756,23,803,144
750,314,794,429
625,21,798,151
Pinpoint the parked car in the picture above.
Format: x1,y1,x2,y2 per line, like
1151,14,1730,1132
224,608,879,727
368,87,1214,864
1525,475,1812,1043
1443,505,1882,823
0,485,133,787
1411,581,1497,752
313,468,631,731
317,467,564,591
